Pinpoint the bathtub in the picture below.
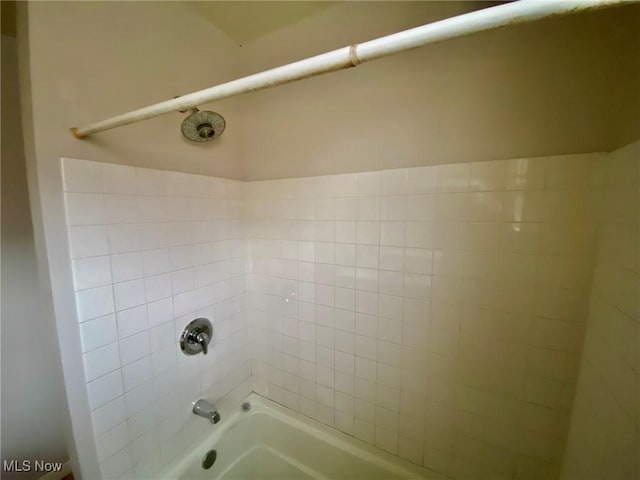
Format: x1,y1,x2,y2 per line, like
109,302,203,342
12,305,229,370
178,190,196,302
161,393,445,479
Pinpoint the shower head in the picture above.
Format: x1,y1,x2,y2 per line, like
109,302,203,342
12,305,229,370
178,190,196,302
181,108,225,142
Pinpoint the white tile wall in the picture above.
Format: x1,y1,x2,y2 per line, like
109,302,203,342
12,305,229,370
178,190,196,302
561,141,639,480
61,150,630,480
245,153,603,480
61,158,250,479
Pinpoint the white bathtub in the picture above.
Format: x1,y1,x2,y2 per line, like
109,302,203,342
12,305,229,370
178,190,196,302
161,393,446,480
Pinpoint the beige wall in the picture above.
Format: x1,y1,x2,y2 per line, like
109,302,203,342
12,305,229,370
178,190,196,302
17,2,245,476
21,1,639,183
236,2,640,180
561,140,639,480
1,33,70,477
22,1,244,179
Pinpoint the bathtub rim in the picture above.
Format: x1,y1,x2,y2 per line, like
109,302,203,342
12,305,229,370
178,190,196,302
159,390,448,480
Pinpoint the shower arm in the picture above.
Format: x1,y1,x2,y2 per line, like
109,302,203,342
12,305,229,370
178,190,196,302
70,0,629,139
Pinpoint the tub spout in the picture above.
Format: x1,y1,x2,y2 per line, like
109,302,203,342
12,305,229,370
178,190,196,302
193,399,221,424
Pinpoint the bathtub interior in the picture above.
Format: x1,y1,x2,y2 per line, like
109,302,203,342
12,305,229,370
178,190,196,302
222,447,314,479
171,393,444,480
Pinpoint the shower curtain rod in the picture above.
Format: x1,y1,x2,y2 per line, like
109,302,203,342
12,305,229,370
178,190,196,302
71,0,626,139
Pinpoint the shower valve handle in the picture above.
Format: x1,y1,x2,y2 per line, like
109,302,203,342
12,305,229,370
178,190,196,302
196,332,209,355
180,318,212,356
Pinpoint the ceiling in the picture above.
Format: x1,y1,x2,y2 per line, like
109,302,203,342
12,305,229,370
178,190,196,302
184,1,338,46
2,1,338,44
2,1,337,42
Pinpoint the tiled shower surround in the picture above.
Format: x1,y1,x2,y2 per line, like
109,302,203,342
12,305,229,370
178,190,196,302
60,148,630,479
61,159,249,478
245,153,602,480
562,141,639,479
